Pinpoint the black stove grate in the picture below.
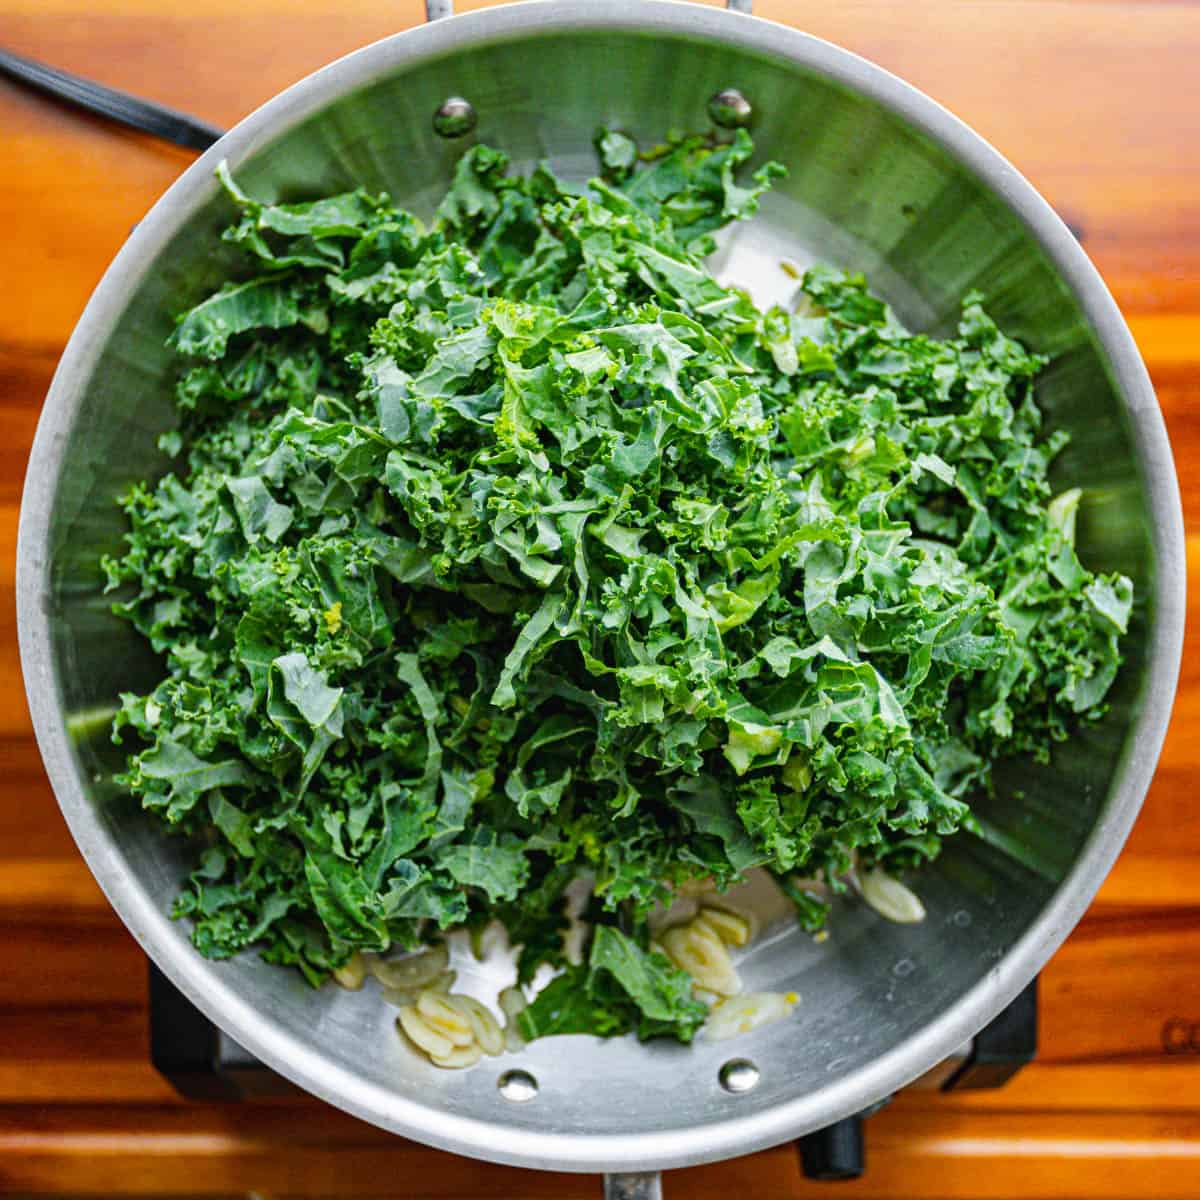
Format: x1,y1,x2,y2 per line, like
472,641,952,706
149,965,1038,1180
797,977,1038,1180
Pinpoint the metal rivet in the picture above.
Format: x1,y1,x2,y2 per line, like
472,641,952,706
719,1058,760,1094
497,1069,538,1102
433,96,477,138
708,88,753,129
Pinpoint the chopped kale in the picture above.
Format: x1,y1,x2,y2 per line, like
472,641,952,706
105,129,1130,1043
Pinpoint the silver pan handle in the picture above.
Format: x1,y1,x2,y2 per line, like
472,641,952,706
605,1172,663,1200
428,0,752,18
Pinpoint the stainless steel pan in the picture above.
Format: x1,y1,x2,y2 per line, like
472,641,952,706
16,2,1185,1194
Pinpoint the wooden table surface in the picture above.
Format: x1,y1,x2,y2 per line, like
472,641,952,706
3,1,1200,1196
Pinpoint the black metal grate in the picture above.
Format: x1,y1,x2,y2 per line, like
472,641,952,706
150,965,1039,1180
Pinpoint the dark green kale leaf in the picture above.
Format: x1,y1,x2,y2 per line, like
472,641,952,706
518,924,707,1043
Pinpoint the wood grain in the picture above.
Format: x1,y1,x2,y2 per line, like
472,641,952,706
3,1106,1200,1198
2,0,1200,1196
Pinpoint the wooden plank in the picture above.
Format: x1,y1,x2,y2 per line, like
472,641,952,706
0,742,74,858
1,1106,1199,1198
929,1063,1200,1114
0,857,107,911
1133,316,1200,371
1039,910,1200,1065
0,1006,179,1104
0,1005,146,1061
1094,854,1200,907
3,919,145,1009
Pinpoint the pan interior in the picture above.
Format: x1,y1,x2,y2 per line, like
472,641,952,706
32,15,1159,1167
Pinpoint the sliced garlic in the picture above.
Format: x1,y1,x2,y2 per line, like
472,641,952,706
563,915,588,967
499,986,528,1053
703,991,798,1042
859,868,926,924
661,921,741,997
396,1006,454,1061
448,995,505,1057
428,968,457,994
367,943,449,990
431,1043,483,1070
332,951,366,991
697,900,756,947
379,968,457,1009
415,991,474,1047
